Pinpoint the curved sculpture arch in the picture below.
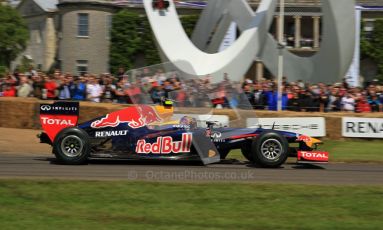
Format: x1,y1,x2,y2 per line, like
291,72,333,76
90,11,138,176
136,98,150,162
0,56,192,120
259,0,356,83
145,0,356,83
144,0,278,82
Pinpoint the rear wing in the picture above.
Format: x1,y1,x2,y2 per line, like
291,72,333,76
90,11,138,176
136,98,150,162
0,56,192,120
39,101,79,142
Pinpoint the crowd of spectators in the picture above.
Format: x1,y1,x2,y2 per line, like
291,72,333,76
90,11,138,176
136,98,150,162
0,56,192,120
0,67,382,113
242,77,383,112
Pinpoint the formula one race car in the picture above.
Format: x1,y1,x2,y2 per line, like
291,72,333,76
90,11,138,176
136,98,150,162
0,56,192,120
38,101,329,167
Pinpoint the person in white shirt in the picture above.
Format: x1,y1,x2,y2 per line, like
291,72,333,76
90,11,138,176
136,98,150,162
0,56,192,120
86,75,103,103
17,75,33,97
341,93,355,112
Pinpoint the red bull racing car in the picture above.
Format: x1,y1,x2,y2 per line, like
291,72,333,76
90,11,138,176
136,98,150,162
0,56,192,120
38,101,329,167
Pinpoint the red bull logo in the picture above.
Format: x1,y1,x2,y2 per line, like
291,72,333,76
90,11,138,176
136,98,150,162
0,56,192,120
91,105,162,129
297,135,311,142
136,133,192,154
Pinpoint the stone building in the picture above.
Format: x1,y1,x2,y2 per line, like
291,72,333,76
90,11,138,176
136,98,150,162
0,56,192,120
14,0,383,80
15,0,58,71
57,0,117,75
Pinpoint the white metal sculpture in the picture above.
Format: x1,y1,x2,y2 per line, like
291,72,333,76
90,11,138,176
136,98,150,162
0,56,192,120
144,0,356,83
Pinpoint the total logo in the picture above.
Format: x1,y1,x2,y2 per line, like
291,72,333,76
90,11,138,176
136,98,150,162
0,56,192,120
41,117,75,126
298,151,329,161
301,151,328,159
136,133,192,154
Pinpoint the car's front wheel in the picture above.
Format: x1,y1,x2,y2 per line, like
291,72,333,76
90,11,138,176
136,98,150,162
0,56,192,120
251,131,289,168
53,127,90,165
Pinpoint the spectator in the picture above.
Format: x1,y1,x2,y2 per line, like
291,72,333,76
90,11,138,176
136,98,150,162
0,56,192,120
86,75,103,103
356,94,371,113
368,94,381,112
287,93,300,111
341,93,356,112
71,76,87,101
101,76,116,103
125,80,142,104
2,83,16,97
57,76,72,100
253,83,267,110
298,90,313,112
243,84,255,107
114,78,127,104
16,75,33,97
150,84,165,104
44,75,58,100
32,74,45,99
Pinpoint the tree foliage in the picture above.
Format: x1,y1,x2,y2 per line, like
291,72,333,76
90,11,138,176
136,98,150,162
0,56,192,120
180,14,200,38
140,18,161,66
109,11,143,74
360,19,383,80
0,4,29,68
109,11,199,74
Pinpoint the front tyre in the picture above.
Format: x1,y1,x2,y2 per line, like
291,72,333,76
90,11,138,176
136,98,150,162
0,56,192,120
251,131,289,168
53,127,90,165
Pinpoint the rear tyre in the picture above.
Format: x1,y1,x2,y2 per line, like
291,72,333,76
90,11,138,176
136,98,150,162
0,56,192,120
53,127,90,165
251,131,289,168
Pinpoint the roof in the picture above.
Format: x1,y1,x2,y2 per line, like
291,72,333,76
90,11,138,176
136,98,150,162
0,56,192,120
34,0,58,12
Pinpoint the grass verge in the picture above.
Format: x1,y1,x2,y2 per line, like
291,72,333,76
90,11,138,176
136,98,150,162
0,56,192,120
0,180,382,230
228,139,383,163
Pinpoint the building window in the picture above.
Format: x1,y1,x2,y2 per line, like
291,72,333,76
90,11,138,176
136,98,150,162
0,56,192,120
78,13,89,37
106,14,112,39
364,19,375,40
76,60,88,75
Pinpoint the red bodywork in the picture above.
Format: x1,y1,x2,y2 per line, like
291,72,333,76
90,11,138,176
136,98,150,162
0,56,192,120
39,102,79,142
91,105,162,129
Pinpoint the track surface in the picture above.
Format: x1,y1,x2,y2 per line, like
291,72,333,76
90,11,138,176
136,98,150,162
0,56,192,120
0,153,382,185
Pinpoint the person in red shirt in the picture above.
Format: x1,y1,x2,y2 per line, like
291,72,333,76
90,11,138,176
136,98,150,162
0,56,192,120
356,94,371,113
2,84,16,97
44,75,58,100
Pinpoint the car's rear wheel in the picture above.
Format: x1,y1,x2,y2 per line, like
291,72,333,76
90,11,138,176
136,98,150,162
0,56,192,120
53,127,90,165
251,131,289,168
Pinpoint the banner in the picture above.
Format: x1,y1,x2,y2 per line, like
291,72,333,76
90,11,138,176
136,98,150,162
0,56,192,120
342,117,383,138
247,117,326,137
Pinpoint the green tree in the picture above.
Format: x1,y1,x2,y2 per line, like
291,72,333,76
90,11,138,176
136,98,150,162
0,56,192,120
180,15,199,38
0,4,29,68
140,18,161,66
360,19,383,81
109,11,199,74
109,11,142,74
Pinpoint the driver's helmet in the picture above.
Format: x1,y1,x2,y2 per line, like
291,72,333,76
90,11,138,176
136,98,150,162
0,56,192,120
179,116,197,129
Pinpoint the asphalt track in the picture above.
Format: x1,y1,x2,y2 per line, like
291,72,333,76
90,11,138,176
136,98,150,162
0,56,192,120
0,153,382,185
